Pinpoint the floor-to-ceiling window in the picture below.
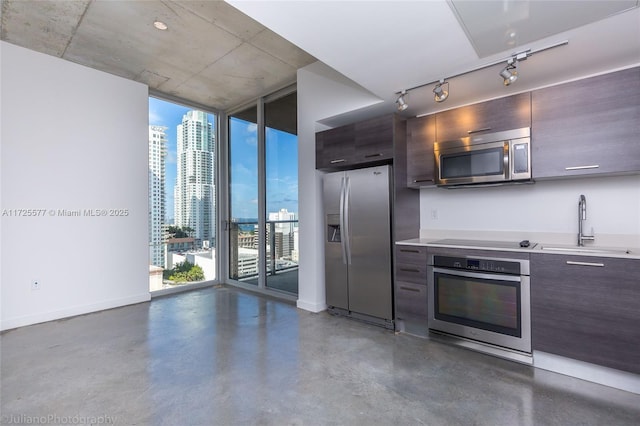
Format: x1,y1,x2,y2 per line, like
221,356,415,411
148,97,218,292
228,86,298,295
228,105,259,284
265,92,298,293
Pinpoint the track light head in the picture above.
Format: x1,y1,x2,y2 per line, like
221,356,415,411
396,91,408,111
433,80,449,103
500,60,518,86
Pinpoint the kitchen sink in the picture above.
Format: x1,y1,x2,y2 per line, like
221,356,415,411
539,245,632,255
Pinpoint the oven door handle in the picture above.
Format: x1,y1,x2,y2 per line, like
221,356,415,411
432,267,522,282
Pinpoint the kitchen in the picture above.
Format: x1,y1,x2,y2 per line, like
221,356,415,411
277,2,640,396
1,0,639,423
309,76,640,393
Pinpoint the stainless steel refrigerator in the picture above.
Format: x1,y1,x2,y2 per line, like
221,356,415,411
323,164,393,326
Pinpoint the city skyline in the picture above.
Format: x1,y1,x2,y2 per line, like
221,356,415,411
149,97,298,223
174,110,215,246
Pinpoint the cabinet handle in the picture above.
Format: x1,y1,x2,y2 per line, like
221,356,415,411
565,165,599,171
400,268,421,273
413,178,434,183
330,159,346,164
399,249,420,253
566,261,604,267
468,127,491,134
364,153,383,158
399,286,421,293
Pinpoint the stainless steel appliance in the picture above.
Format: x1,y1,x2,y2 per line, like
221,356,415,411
434,127,531,187
427,247,532,363
323,164,393,328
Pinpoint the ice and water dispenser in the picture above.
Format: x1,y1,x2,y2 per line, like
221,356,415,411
327,214,341,243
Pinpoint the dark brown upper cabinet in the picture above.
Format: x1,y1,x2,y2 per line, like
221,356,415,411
316,114,394,171
406,114,436,188
354,114,395,164
435,92,531,142
315,123,356,170
531,67,640,179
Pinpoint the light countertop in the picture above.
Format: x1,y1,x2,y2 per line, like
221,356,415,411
396,237,640,259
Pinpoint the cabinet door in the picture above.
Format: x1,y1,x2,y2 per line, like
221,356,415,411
531,67,640,179
353,115,394,165
530,253,640,374
435,92,531,142
315,124,356,170
395,280,428,337
406,115,436,187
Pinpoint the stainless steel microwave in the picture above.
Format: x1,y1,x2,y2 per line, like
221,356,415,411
434,127,531,187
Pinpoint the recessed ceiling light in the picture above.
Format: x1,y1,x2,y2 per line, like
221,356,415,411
153,20,168,31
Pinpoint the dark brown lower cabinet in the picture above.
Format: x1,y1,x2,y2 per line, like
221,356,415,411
395,245,428,337
395,281,428,337
530,253,640,374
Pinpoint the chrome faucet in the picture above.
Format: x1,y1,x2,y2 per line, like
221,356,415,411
578,194,595,246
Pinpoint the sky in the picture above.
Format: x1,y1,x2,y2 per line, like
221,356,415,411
148,97,298,222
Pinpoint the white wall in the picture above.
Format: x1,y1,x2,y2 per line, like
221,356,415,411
420,175,640,247
296,62,384,312
0,42,150,330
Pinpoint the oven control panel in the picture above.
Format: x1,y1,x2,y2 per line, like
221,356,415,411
432,255,522,275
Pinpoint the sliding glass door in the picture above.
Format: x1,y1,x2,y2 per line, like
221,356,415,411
265,92,298,293
227,87,298,295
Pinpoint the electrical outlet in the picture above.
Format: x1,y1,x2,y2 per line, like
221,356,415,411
31,280,40,291
430,209,438,220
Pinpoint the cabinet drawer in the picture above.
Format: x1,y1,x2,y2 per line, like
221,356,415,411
396,245,428,265
395,280,428,337
396,263,428,284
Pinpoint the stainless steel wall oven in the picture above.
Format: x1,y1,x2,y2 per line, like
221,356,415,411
427,251,531,362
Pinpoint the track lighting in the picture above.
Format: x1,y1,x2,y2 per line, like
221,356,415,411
393,40,568,112
433,80,449,103
499,59,518,86
396,90,408,111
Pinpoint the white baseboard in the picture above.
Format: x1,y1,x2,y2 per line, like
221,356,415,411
0,293,151,331
296,298,327,313
534,350,640,395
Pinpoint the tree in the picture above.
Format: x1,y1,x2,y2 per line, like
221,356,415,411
165,260,205,282
166,226,192,238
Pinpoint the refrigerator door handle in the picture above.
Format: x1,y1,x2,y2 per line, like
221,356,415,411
339,176,348,265
344,176,352,265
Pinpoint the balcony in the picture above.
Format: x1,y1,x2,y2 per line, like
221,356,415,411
229,219,298,295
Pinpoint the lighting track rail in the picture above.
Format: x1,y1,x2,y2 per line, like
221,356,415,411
395,39,569,110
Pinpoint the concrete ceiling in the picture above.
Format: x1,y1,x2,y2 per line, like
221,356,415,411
0,0,316,112
1,1,639,124
228,0,640,125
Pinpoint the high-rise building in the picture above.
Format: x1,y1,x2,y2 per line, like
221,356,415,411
149,125,167,267
174,110,215,248
268,208,297,259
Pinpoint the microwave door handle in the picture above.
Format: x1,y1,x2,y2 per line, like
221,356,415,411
504,141,511,180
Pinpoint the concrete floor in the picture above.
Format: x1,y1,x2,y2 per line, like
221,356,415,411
2,287,639,426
